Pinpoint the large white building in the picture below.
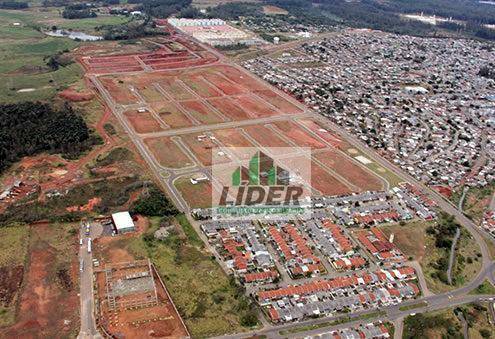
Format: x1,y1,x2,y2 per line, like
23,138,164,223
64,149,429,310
111,211,135,233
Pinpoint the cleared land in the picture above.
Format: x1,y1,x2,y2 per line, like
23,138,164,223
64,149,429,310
208,97,254,120
314,150,384,191
144,137,194,169
213,128,256,160
272,121,327,148
0,9,131,102
179,100,225,124
100,77,139,105
311,161,353,195
124,110,163,134
254,89,303,114
151,101,195,128
1,223,80,338
180,133,230,167
174,176,214,209
94,222,189,338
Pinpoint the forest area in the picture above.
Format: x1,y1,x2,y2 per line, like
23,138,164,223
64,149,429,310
0,102,99,174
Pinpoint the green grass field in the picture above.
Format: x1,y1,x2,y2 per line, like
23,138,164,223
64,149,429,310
0,8,129,103
0,224,30,327
0,225,29,267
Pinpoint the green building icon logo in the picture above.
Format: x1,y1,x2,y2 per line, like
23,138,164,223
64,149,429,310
231,151,290,187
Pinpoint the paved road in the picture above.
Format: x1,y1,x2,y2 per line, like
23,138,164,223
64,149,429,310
456,311,469,339
77,222,101,339
458,187,468,212
447,228,461,285
393,317,404,339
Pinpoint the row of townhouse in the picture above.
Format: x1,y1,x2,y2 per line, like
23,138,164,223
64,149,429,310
258,267,418,323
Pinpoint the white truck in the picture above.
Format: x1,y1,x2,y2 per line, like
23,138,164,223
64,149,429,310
87,238,92,253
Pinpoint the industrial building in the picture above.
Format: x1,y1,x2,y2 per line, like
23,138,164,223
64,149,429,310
111,211,135,234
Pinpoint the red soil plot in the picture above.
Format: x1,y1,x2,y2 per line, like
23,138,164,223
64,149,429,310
202,72,247,95
215,65,267,92
84,55,143,73
1,225,80,338
213,129,255,160
208,97,253,121
96,265,189,339
237,95,279,117
298,119,343,148
243,124,292,154
99,77,139,105
158,78,195,101
272,121,327,149
179,100,225,124
144,137,194,169
311,162,353,196
150,101,195,128
124,110,164,134
254,89,303,114
180,133,230,167
180,76,223,98
314,150,383,191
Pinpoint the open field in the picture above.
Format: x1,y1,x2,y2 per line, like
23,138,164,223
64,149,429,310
380,220,482,293
0,8,133,103
144,137,194,169
1,223,80,338
85,34,396,209
237,95,279,117
344,146,403,188
158,77,195,101
0,226,30,326
202,71,246,95
243,124,292,149
151,101,195,128
213,128,256,160
174,176,214,209
100,77,139,105
124,110,164,134
208,97,254,120
314,150,384,192
311,161,353,195
254,89,303,114
380,221,429,261
180,100,225,124
82,38,218,74
404,303,493,339
180,133,230,167
298,119,343,148
272,121,327,148
181,76,223,98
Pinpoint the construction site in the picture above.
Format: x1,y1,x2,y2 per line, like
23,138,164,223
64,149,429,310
94,259,189,338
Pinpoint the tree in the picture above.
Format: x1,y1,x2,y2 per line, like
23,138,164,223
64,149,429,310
0,102,96,174
130,187,178,216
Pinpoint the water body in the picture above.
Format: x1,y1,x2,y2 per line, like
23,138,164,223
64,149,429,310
45,29,102,41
